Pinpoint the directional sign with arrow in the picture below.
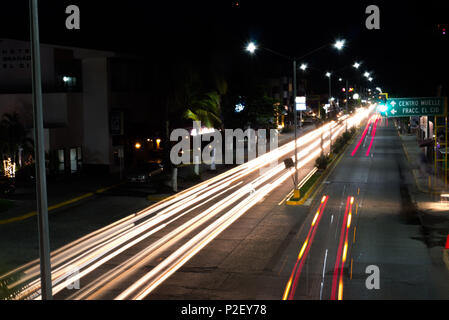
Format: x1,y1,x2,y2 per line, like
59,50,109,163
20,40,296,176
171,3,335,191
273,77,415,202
378,97,446,117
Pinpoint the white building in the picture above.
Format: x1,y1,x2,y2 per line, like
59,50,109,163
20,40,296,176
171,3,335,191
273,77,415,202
0,38,151,175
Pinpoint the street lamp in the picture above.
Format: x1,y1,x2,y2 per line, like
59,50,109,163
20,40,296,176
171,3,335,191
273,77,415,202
326,72,332,119
364,71,370,78
353,62,361,69
246,42,257,54
334,39,345,50
245,38,346,199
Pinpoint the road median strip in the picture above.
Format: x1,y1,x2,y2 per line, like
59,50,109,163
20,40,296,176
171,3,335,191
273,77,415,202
0,182,123,225
286,126,360,206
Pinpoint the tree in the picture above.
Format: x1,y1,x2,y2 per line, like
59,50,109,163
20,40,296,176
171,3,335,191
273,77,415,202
243,84,281,129
0,113,33,166
184,91,222,128
151,55,227,191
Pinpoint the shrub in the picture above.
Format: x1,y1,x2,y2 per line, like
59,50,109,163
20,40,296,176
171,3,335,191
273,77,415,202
315,154,330,170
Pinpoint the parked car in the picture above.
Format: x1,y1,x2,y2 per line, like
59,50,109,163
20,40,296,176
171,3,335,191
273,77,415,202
0,176,15,195
126,162,163,183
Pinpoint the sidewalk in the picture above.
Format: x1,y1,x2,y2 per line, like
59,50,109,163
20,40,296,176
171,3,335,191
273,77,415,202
398,127,449,272
0,173,123,223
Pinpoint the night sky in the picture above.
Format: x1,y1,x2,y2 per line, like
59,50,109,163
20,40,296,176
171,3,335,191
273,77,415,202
0,0,447,97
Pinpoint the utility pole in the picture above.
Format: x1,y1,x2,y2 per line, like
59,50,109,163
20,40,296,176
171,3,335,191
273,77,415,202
29,0,52,300
345,79,349,132
328,75,332,119
293,59,299,197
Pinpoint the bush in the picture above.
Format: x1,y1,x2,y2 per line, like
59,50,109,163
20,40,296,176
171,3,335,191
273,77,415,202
342,131,351,142
315,154,330,170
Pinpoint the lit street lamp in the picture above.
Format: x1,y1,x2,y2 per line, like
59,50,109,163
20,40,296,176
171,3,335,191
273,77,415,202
246,42,257,54
326,72,332,119
334,39,345,50
245,38,345,198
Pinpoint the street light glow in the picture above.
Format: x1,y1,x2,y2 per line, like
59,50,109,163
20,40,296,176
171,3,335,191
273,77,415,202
300,63,308,71
364,72,370,78
334,39,345,50
368,77,373,82
326,72,331,78
246,42,257,54
353,62,361,69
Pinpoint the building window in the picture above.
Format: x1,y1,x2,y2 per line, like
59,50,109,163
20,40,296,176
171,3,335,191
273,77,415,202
77,147,83,171
62,76,77,87
57,149,65,172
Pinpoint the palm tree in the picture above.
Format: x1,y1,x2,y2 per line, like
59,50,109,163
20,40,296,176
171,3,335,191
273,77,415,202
183,91,222,128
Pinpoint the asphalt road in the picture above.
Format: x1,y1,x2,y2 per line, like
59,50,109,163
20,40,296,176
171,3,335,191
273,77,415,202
2,113,364,300
141,114,449,300
281,115,449,300
6,109,447,300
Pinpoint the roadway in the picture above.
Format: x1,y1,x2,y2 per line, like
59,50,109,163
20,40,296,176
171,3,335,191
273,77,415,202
281,115,449,300
3,108,371,300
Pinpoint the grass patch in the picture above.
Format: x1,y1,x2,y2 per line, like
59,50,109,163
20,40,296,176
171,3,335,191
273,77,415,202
0,199,14,213
298,171,322,200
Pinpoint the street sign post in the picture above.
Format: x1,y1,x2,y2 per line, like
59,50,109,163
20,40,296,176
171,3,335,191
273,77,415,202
378,97,446,117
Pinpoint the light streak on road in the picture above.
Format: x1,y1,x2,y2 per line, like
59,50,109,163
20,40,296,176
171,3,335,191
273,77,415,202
282,196,329,300
351,115,374,157
4,107,372,300
331,196,355,300
365,114,380,156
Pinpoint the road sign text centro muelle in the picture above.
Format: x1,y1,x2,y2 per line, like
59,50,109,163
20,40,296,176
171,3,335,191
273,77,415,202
380,97,446,117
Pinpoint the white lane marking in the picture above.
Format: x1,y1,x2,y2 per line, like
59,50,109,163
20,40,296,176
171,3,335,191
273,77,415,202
320,249,328,300
322,249,328,279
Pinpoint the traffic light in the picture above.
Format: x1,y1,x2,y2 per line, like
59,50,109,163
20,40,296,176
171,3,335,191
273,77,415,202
438,24,447,36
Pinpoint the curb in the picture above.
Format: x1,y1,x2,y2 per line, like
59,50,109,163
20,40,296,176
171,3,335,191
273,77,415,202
286,126,360,206
0,182,124,226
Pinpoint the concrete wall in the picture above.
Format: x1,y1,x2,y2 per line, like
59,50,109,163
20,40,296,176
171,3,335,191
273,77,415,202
81,57,111,166
0,93,69,128
49,93,83,150
0,39,56,91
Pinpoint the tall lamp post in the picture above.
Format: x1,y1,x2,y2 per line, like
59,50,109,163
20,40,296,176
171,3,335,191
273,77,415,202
245,39,345,198
326,72,332,119
29,0,52,300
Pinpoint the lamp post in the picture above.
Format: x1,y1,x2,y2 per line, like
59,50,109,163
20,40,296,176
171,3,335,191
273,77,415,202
245,39,345,198
326,72,332,119
29,0,52,300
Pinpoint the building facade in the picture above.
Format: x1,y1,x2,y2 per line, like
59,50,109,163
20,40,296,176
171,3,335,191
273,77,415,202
0,39,152,176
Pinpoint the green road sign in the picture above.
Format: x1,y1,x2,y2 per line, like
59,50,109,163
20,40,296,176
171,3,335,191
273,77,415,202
377,97,446,117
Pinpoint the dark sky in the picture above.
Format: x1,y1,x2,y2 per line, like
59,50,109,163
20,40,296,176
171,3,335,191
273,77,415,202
0,0,448,96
